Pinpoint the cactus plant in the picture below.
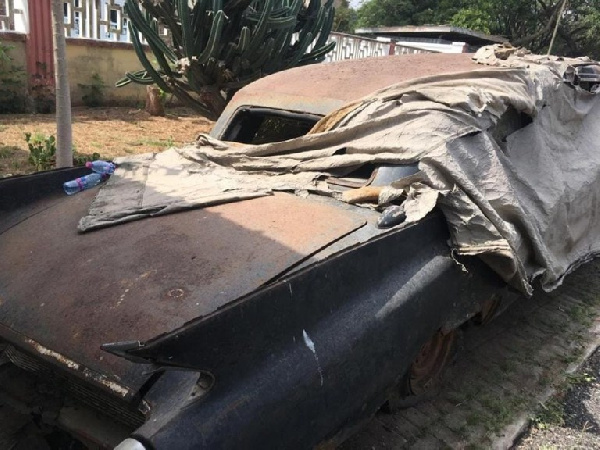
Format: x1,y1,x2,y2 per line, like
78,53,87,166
118,0,336,119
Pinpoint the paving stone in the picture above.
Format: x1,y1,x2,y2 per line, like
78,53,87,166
443,408,469,432
427,423,467,449
410,435,445,450
377,412,421,442
400,406,434,430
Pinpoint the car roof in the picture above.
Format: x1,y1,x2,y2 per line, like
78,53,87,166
212,53,479,138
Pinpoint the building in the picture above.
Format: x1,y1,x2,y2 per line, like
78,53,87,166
354,25,506,53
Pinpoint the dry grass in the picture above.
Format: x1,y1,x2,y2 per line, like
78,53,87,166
0,106,214,177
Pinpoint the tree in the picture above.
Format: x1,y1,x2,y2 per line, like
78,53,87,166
119,0,336,120
355,0,459,28
449,0,600,58
51,0,72,168
355,0,600,59
355,0,417,28
332,0,357,33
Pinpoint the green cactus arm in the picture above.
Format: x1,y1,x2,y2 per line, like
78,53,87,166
249,37,275,71
116,69,155,87
311,0,334,50
141,0,183,51
236,26,251,53
284,31,313,68
192,0,210,56
299,41,335,65
128,21,172,93
197,10,226,64
178,0,194,56
125,1,176,62
244,0,274,58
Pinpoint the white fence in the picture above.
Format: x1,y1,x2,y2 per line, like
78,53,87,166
0,0,432,59
325,33,430,62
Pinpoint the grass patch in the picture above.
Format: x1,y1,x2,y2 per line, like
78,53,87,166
0,145,15,158
530,395,565,430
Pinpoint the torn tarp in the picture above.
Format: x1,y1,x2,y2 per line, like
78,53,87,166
80,46,600,295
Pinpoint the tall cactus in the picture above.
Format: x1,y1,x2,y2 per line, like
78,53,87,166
118,0,336,119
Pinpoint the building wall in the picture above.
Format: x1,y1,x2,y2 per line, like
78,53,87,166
65,40,149,106
1,32,26,69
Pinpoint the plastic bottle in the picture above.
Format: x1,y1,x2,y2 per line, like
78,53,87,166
85,160,115,175
63,173,108,195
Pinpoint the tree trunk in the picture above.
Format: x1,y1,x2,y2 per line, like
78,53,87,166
145,85,165,116
51,0,72,168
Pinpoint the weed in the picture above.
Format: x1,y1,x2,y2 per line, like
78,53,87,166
567,304,593,327
466,412,481,426
25,132,102,171
79,73,106,107
530,396,565,430
73,151,101,166
0,146,14,158
25,132,56,171
565,371,596,386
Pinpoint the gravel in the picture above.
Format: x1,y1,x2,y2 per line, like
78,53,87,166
514,346,600,449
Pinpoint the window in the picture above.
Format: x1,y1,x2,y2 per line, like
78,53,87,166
222,108,320,145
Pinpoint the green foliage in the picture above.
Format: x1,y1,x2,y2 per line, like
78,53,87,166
24,132,101,171
25,132,56,171
0,41,29,114
79,73,106,107
450,7,492,34
118,0,336,119
73,150,101,166
356,0,600,59
356,0,417,28
332,0,356,33
355,0,460,28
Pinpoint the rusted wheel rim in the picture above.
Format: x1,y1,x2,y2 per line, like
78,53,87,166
407,329,456,396
475,293,502,325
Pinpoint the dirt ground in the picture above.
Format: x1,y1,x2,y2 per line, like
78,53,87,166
0,106,214,177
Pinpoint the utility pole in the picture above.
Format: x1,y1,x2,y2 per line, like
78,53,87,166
51,0,73,167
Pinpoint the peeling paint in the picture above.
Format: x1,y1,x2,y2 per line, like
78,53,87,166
25,339,130,397
82,368,130,397
27,339,81,370
302,330,323,386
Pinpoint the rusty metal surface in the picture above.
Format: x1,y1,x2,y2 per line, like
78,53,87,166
0,190,365,398
212,53,478,138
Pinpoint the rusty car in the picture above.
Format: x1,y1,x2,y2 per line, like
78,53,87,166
1,53,537,449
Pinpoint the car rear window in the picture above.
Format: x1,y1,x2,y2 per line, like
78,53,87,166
222,108,320,145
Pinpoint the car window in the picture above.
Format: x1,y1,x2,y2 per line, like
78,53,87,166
222,108,320,145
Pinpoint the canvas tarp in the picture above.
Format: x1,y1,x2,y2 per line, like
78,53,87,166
80,46,600,295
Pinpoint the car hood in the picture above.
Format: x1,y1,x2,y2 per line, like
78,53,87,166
0,188,366,400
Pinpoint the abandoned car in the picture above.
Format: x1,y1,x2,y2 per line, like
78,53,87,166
2,48,600,449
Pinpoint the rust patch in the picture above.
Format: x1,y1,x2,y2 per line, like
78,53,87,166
0,190,365,394
166,288,186,299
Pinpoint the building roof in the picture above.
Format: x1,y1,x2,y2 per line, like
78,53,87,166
355,25,506,47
